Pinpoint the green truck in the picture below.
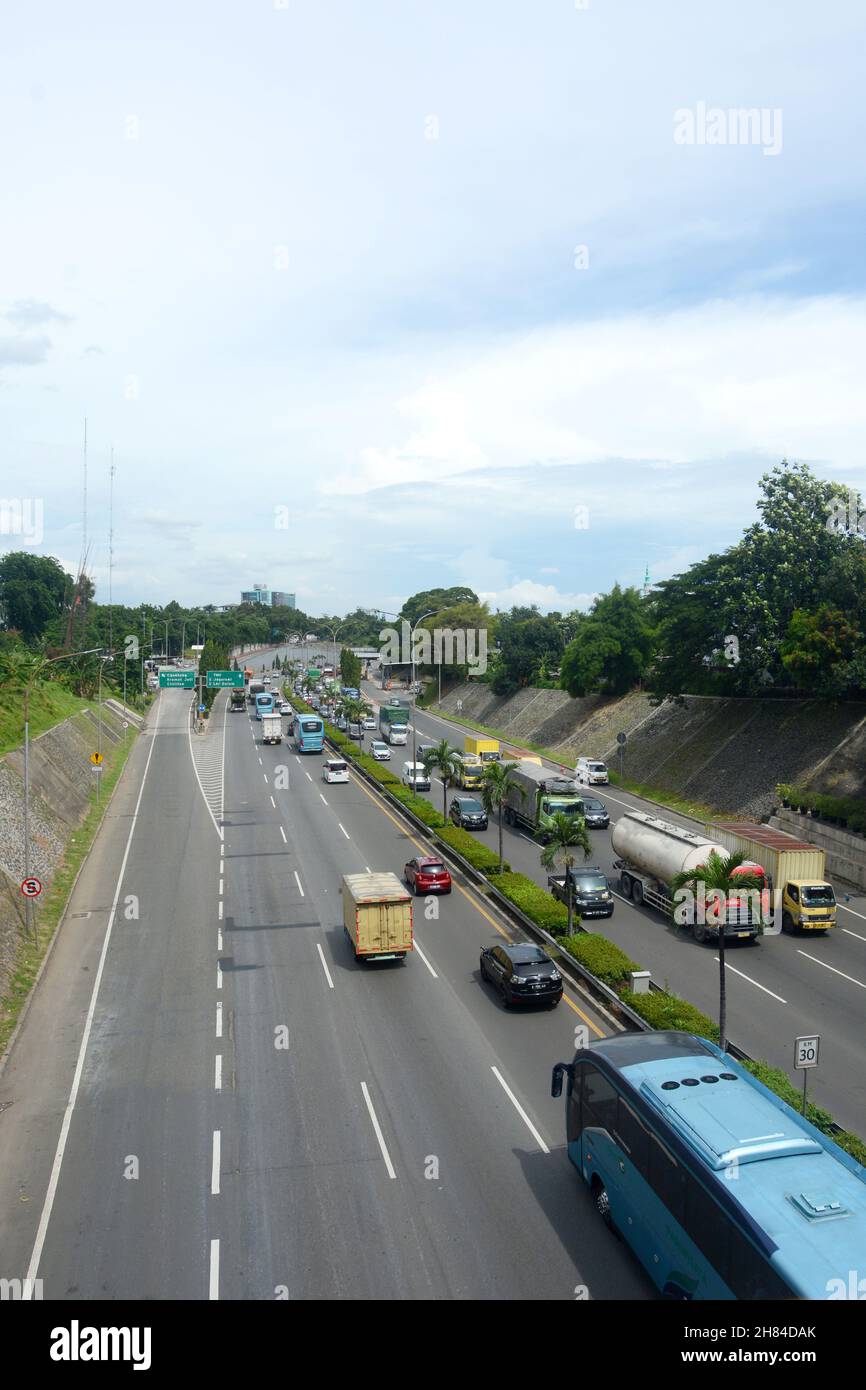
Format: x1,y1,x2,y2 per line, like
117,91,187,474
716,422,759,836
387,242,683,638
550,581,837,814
503,765,585,841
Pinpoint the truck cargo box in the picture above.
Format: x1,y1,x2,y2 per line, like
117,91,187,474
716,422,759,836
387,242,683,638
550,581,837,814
342,872,413,962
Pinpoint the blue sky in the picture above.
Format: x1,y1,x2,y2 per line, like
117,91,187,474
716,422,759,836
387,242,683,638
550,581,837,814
2,0,866,616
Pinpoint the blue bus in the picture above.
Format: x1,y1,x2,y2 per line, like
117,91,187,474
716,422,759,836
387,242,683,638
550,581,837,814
551,1032,866,1300
293,713,324,753
255,692,276,720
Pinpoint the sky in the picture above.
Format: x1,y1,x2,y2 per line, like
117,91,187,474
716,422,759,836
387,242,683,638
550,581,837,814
2,0,866,617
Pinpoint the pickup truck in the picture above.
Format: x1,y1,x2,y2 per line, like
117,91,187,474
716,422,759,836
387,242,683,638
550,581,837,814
548,866,615,919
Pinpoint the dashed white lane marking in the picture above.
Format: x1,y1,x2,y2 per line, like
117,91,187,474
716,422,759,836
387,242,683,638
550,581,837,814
219,879,223,896
320,793,328,805
713,959,786,1003
258,756,262,765
216,1002,223,1038
842,926,866,942
317,943,335,989
294,870,304,897
797,950,866,989
209,1240,219,1300
270,795,276,808
279,826,287,843
218,900,223,920
217,962,222,991
263,773,269,784
215,1055,222,1091
413,938,438,978
361,1082,397,1180
491,1066,550,1154
217,928,223,951
338,823,350,840
211,1130,221,1195
305,771,312,782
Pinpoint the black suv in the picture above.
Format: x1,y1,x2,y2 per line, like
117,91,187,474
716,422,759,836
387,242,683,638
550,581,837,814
581,796,610,829
566,867,614,918
480,942,562,1008
449,795,488,830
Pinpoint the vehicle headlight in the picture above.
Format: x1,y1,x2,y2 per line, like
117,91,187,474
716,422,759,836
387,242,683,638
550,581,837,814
510,974,521,984
550,969,561,981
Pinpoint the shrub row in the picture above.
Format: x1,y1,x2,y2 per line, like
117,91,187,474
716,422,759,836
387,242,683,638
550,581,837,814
559,933,640,988
494,872,570,931
777,784,866,834
436,824,509,873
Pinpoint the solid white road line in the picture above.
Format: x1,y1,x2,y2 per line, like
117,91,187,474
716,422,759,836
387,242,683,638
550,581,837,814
712,959,786,1003
211,1131,221,1194
24,692,164,1293
294,870,304,896
797,950,866,989
490,1066,550,1154
412,938,439,978
338,823,350,840
215,1055,222,1091
317,943,335,989
216,1002,223,1038
360,1082,397,1179
209,1239,220,1300
279,825,287,843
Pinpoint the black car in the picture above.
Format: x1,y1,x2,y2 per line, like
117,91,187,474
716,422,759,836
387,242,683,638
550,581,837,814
581,796,610,829
448,795,488,830
567,868,615,918
479,942,562,1008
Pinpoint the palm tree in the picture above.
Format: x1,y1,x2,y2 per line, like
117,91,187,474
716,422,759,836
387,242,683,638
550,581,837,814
420,739,463,818
479,761,524,873
669,851,763,1051
539,812,592,934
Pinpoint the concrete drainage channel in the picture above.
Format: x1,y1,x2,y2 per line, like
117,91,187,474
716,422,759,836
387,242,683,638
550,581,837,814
326,733,641,1036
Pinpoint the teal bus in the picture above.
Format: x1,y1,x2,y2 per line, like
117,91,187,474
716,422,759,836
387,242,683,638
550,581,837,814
255,692,276,720
293,713,324,753
551,1032,866,1300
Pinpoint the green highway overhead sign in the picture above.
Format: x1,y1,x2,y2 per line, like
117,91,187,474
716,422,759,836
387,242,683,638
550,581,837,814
206,670,244,688
159,669,195,688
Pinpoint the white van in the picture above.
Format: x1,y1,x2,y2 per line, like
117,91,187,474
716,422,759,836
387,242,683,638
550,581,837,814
402,762,431,792
576,756,609,786
322,758,349,784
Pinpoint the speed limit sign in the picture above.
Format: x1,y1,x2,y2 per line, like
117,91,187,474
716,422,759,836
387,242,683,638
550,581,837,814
794,1035,819,1069
20,877,42,898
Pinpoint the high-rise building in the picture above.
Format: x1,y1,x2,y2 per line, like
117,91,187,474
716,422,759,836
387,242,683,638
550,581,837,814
272,591,295,608
241,585,295,608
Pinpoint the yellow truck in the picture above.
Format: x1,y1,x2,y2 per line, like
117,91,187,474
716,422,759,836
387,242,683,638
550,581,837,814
707,821,837,932
342,872,414,962
464,736,501,764
455,754,484,789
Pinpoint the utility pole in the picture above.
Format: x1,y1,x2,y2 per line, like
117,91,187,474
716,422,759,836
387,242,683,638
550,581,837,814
108,451,115,660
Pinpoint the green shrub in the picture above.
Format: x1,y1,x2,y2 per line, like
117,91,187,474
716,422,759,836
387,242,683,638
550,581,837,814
624,990,720,1041
436,825,510,873
778,784,866,832
492,872,569,930
559,933,639,987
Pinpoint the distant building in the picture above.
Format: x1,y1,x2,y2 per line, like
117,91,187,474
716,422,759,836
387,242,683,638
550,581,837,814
241,585,295,608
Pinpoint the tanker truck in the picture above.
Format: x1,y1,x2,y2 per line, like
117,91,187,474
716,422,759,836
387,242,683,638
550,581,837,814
611,810,767,944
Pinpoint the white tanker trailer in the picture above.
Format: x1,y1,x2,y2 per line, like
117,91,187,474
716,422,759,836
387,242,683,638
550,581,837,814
611,810,764,944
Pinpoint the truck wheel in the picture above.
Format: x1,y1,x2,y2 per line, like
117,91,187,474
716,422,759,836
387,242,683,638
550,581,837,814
632,880,644,906
782,912,794,934
619,873,631,898
692,921,708,944
504,806,514,827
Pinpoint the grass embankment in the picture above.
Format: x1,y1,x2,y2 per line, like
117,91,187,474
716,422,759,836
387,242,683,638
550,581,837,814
0,724,138,1059
0,685,94,758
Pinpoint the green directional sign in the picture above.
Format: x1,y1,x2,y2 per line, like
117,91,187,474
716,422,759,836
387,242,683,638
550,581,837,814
159,669,195,688
206,669,244,689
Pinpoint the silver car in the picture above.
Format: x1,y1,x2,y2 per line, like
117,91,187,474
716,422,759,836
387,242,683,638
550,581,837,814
370,740,391,761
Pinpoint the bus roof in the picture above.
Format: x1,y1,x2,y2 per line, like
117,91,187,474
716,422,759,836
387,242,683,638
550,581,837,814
586,1032,866,1299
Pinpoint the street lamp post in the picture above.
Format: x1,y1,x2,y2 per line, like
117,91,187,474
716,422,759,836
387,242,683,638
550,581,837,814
409,609,436,772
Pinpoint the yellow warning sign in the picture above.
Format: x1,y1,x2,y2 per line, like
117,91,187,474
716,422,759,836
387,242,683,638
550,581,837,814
90,751,104,766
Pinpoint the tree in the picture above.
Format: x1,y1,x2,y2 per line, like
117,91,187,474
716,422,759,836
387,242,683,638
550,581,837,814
781,606,862,694
560,585,655,697
669,852,763,1050
539,812,592,934
339,648,362,688
479,761,524,872
0,552,71,643
420,739,463,819
399,587,478,630
491,608,563,695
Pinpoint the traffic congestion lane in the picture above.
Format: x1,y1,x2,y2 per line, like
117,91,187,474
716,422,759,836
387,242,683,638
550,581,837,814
239,704,655,1299
360,685,866,1133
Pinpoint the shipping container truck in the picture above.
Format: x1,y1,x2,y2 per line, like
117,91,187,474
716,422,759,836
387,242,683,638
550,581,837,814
612,810,766,943
707,821,836,932
342,871,413,963
379,704,410,744
503,763,585,841
247,679,265,704
464,736,501,763
230,689,246,712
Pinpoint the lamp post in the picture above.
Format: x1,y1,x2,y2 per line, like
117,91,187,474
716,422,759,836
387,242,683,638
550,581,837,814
325,623,346,689
22,647,102,942
409,609,436,771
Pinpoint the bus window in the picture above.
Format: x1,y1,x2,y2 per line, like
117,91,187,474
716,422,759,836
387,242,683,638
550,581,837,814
647,1132,686,1224
582,1065,618,1133
615,1097,650,1176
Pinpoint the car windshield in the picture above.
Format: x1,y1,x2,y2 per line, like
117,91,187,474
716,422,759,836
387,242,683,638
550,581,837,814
583,799,604,812
802,885,836,906
459,800,483,813
543,799,582,815
574,874,608,892
510,946,549,965
589,763,606,773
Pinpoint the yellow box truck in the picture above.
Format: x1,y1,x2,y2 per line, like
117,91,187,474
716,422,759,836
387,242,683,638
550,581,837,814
342,872,414,962
464,736,501,763
707,821,837,932
455,754,483,789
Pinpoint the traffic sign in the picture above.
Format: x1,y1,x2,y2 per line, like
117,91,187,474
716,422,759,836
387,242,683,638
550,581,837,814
617,732,627,745
20,877,42,897
794,1035,819,1069
198,704,206,713
159,669,195,688
206,670,244,689
90,751,104,766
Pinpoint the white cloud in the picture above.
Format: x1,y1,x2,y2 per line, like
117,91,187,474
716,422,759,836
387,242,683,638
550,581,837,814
480,579,598,615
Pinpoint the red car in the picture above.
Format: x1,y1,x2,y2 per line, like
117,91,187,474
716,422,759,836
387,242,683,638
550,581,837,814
404,856,452,895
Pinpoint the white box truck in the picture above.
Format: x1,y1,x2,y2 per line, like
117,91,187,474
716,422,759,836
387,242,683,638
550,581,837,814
261,712,282,745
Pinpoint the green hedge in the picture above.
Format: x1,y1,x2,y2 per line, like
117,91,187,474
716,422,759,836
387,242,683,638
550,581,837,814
493,871,570,930
777,784,866,834
436,824,509,873
559,933,639,988
621,989,720,1040
389,786,447,828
